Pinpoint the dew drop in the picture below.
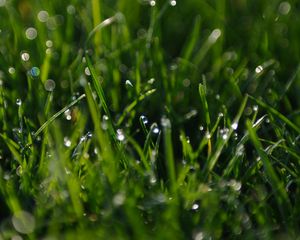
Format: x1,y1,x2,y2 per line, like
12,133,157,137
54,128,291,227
16,99,22,106
125,79,133,88
25,27,37,40
64,137,71,147
231,122,238,130
255,65,263,74
84,67,91,76
253,105,258,112
64,109,72,120
140,115,148,125
192,203,199,210
117,129,125,141
153,127,160,134
170,0,176,6
20,52,30,61
199,125,204,131
44,79,56,91
150,0,156,6
30,67,40,77
12,211,35,234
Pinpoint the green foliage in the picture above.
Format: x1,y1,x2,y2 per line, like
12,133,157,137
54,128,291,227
1,0,300,239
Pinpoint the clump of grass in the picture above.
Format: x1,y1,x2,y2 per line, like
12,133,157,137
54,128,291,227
1,0,300,239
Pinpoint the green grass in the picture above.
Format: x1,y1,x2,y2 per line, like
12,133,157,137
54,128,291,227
1,0,300,239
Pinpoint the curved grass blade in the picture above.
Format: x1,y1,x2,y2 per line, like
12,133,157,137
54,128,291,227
249,95,300,134
33,94,86,138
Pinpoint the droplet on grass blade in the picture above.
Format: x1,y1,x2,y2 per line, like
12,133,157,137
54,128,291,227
12,211,35,234
16,99,22,106
44,79,56,91
140,115,148,125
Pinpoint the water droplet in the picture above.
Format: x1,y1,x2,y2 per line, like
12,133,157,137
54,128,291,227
113,193,125,206
0,0,6,7
170,0,176,6
194,232,204,240
161,116,171,128
46,40,53,48
44,79,56,91
30,67,40,77
64,109,72,120
20,52,30,61
101,115,109,130
64,137,71,147
16,99,22,106
16,166,23,176
205,132,211,139
231,122,238,130
253,105,258,112
37,10,49,22
218,112,224,118
209,29,222,43
150,0,156,6
255,65,263,74
25,27,37,40
125,79,133,88
12,211,35,234
140,115,148,125
199,125,204,131
117,129,125,141
278,2,291,15
153,127,160,134
67,5,76,15
84,67,91,76
192,203,199,210
8,67,15,75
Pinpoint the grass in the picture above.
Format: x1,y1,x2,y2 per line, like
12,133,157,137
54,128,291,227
1,0,300,239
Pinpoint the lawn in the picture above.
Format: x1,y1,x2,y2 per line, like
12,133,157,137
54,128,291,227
1,0,300,239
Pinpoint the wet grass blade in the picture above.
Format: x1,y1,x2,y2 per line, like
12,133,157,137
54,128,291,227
249,95,300,134
33,94,86,138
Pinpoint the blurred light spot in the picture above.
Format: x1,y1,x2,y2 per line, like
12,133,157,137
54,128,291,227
11,235,23,240
44,79,56,91
194,232,204,240
113,193,125,206
170,0,176,6
21,51,30,61
8,67,15,74
0,0,6,7
278,2,291,15
64,137,71,147
67,5,76,15
46,40,53,48
12,211,35,234
25,27,37,40
150,0,156,6
37,10,49,22
117,129,125,141
30,67,40,77
183,78,190,87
